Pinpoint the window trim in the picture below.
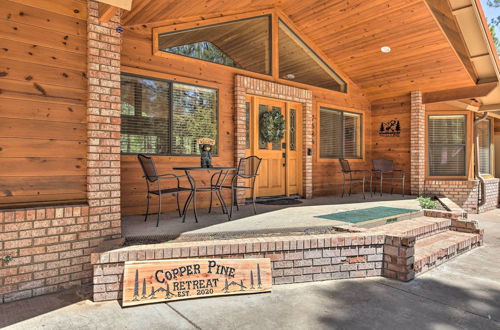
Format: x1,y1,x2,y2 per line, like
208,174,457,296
317,104,364,162
425,111,471,180
120,71,220,157
477,117,492,176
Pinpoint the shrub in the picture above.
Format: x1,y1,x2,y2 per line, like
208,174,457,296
417,196,439,210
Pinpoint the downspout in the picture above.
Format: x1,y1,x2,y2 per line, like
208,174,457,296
474,112,488,207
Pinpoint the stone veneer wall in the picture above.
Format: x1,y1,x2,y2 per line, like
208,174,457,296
234,75,313,201
0,1,122,304
92,233,385,301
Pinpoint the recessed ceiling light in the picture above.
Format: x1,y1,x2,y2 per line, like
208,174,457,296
381,46,392,53
284,73,296,79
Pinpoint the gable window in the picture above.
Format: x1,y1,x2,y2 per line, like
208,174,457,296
278,20,346,92
477,118,491,175
428,115,467,177
320,107,362,159
157,15,271,75
121,73,218,156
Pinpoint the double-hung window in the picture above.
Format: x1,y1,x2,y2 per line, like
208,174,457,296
319,107,362,159
477,118,491,175
120,73,218,156
427,115,467,177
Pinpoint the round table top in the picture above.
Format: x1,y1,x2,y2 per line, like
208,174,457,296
173,167,237,171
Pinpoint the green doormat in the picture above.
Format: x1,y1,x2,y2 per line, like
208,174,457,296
315,206,420,224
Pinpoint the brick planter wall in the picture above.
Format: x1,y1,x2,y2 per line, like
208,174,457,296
0,1,122,304
424,178,499,213
91,233,386,301
234,76,313,201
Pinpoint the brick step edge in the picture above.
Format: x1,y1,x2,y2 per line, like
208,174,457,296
414,232,482,275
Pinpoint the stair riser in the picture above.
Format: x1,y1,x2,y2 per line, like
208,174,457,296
400,219,451,241
414,237,482,275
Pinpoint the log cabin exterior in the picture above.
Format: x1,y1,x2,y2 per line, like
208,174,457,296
0,0,499,303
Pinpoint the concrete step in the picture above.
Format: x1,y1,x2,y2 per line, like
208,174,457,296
414,231,482,275
366,216,451,240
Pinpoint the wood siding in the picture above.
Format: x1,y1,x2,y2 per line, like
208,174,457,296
371,95,412,194
0,0,88,208
121,23,370,216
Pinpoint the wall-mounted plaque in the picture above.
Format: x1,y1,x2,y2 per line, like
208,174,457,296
122,258,272,307
379,119,401,137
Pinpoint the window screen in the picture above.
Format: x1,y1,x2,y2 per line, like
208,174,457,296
320,107,362,158
121,75,170,154
121,73,218,156
428,115,467,176
477,119,491,175
171,83,218,155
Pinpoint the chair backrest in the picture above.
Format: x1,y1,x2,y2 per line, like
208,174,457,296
338,158,351,173
237,156,262,178
137,154,159,182
372,158,394,172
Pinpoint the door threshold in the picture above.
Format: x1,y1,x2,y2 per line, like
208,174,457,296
253,195,302,202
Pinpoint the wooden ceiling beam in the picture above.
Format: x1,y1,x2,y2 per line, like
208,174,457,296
479,103,500,111
422,82,498,104
96,0,132,11
99,3,119,23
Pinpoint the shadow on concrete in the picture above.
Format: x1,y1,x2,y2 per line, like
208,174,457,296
311,277,500,330
0,285,91,328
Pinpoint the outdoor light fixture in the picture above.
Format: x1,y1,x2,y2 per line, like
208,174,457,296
380,46,392,53
284,73,296,79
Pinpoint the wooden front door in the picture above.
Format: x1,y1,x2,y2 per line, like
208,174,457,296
245,96,302,197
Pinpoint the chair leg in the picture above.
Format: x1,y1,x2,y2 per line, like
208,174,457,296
402,178,405,197
192,191,198,223
176,192,182,217
380,177,383,197
156,192,161,227
216,190,227,214
341,176,345,198
208,189,213,214
252,188,257,215
349,179,352,196
362,177,366,200
234,189,240,211
230,186,234,220
144,194,150,222
370,175,373,197
182,191,193,223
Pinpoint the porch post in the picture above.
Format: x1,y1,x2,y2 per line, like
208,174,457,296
86,0,122,239
410,91,425,195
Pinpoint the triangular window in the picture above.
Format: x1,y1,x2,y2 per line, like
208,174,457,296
164,41,240,68
278,20,346,92
158,15,271,75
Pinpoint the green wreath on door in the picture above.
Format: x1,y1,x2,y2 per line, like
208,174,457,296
260,109,286,143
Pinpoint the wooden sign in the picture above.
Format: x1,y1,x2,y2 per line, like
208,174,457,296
122,258,272,307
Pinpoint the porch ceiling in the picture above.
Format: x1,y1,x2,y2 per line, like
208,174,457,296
123,0,477,101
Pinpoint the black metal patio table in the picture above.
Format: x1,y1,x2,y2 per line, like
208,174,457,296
173,167,237,223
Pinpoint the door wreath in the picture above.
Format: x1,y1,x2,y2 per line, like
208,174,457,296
260,109,286,143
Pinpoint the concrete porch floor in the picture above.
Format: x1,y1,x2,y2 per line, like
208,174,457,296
122,194,420,241
1,209,498,330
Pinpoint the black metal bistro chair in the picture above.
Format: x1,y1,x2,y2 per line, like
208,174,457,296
371,158,405,196
210,156,262,220
339,158,367,199
137,154,190,227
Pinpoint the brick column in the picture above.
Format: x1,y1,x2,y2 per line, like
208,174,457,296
87,0,121,239
410,91,425,195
